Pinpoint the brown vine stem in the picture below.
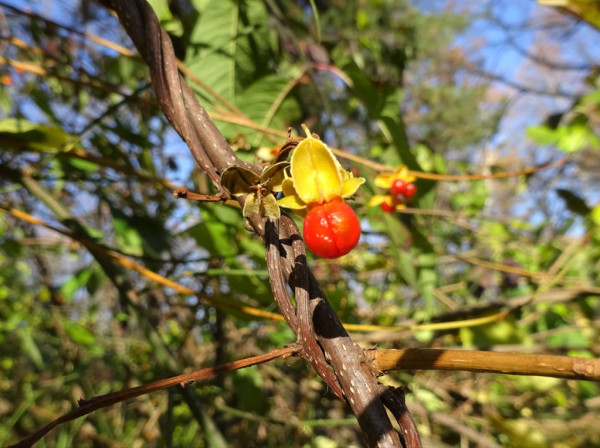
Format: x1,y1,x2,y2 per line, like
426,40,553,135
369,349,600,382
8,346,298,448
97,1,407,445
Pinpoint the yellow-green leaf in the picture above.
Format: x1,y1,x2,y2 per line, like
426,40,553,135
591,204,600,225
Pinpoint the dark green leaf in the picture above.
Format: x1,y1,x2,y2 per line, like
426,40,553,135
0,118,70,152
556,188,591,216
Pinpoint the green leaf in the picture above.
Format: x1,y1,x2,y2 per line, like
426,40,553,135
232,366,266,413
59,267,93,301
64,320,96,346
0,84,11,115
186,207,238,258
186,0,272,101
0,118,71,152
146,0,183,36
111,209,144,256
547,328,589,348
417,253,437,311
66,156,99,173
20,328,44,369
557,118,600,153
556,188,591,215
526,124,559,146
591,204,600,225
460,319,527,349
217,74,302,145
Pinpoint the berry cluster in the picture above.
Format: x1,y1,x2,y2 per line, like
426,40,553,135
380,179,417,213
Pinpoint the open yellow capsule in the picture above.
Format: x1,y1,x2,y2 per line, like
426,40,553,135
277,126,365,210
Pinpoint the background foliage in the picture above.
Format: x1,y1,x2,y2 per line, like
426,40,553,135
1,0,599,446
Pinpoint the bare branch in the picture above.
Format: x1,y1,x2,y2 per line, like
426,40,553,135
370,349,600,381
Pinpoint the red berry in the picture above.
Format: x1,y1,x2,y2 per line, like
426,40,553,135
404,182,417,199
390,179,407,196
380,200,395,213
303,200,361,258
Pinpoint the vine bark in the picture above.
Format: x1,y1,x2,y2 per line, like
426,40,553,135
98,1,420,446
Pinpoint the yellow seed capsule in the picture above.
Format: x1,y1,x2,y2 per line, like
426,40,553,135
291,136,343,205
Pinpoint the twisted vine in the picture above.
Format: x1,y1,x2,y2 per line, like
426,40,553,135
98,1,419,446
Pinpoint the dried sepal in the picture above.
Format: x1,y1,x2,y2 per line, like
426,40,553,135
220,161,291,220
242,193,260,218
260,161,289,193
261,194,281,220
221,166,260,196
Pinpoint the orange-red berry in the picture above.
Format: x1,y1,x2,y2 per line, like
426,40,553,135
390,179,417,201
404,182,417,199
303,200,361,258
390,179,407,196
380,201,395,213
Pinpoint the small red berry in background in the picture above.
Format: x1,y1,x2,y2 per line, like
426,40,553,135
389,178,417,205
303,200,361,258
390,179,407,197
403,182,417,199
0,75,12,86
380,200,395,213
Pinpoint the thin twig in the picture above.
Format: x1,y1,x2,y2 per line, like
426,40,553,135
8,346,298,448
